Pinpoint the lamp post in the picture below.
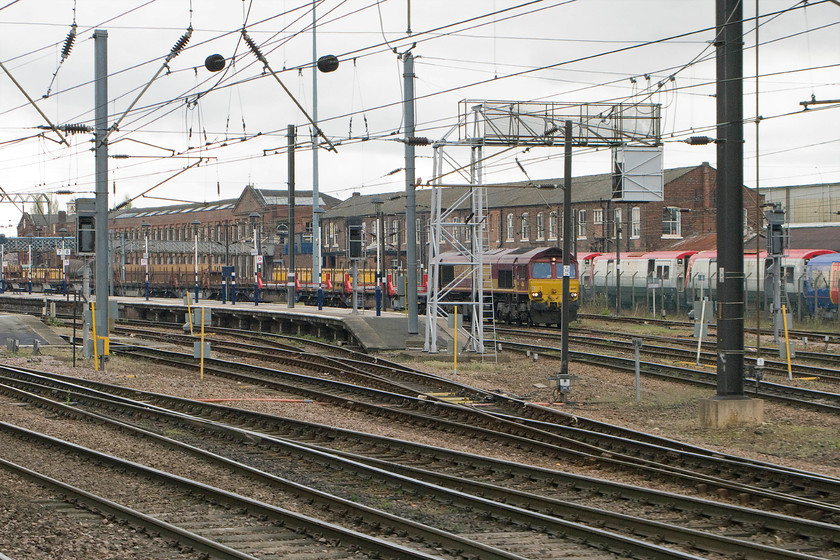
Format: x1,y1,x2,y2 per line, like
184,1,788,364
191,219,201,303
58,227,68,296
142,222,150,300
313,208,325,310
250,211,260,306
372,198,386,313
26,233,33,294
0,234,5,293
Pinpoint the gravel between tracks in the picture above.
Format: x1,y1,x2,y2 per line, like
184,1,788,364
2,323,839,558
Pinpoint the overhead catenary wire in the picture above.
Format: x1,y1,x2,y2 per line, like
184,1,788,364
101,25,193,145
0,0,836,201
241,27,336,152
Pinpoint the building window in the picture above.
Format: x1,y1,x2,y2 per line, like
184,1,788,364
662,207,681,237
328,222,338,247
506,213,514,241
577,209,586,239
614,208,622,239
391,218,399,246
593,209,603,225
548,211,558,240
536,212,545,241
631,207,641,238
520,213,530,241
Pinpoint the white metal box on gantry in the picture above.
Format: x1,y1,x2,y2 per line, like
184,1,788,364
611,145,664,202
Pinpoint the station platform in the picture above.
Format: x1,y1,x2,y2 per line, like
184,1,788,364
0,292,457,354
0,313,67,348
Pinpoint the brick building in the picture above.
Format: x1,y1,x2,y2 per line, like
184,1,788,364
321,162,761,271
14,185,339,283
107,185,339,281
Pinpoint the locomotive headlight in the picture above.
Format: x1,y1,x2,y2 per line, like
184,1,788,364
570,291,578,299
531,290,542,299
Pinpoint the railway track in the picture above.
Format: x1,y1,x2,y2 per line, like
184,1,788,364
8,337,840,528
577,312,840,346
0,422,443,560
497,326,840,386
493,336,840,413
2,366,838,559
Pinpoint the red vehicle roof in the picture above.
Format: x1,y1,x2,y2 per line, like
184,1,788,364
593,251,696,262
688,249,834,263
437,246,575,266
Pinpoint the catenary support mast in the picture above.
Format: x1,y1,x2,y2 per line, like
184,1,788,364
715,0,745,397
94,30,109,368
403,51,419,334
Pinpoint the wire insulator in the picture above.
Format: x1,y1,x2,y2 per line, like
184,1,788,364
60,24,77,61
242,29,267,65
406,136,430,146
60,123,92,134
167,26,193,61
686,136,715,145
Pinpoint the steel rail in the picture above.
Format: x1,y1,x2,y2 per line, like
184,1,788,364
2,379,829,560
4,360,840,526
0,422,446,560
0,387,711,560
0,383,530,560
4,374,838,551
498,339,840,413
497,326,840,383
0,457,261,560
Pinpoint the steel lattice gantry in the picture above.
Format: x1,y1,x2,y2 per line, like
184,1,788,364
424,100,661,354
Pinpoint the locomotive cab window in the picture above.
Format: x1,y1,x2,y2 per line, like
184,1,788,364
555,263,577,278
532,262,551,279
440,265,454,286
498,270,513,289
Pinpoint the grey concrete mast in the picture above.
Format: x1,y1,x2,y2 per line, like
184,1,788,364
403,50,419,334
94,29,109,363
312,0,321,288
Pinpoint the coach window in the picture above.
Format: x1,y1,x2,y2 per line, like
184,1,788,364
506,213,514,242
532,262,551,279
784,266,794,284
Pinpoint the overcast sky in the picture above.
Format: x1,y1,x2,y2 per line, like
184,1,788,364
0,0,837,235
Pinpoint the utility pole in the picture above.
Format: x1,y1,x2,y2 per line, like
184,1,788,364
716,0,745,397
94,29,109,368
615,203,621,312
560,121,572,378
701,0,764,426
288,124,296,308
403,49,418,334
312,0,322,292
